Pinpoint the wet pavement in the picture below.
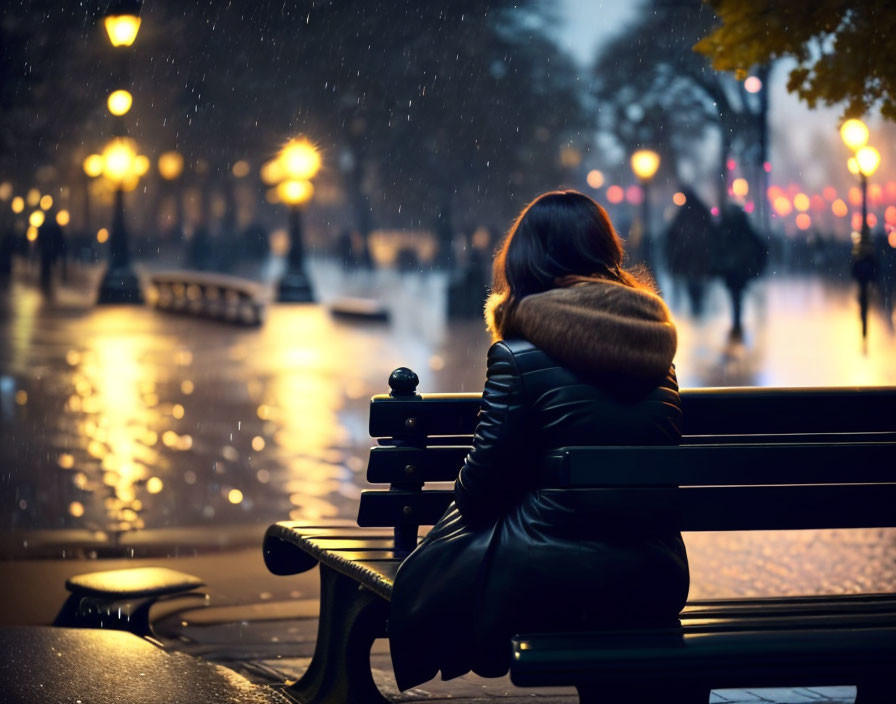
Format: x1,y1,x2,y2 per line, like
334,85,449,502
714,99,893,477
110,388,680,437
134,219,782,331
2,260,896,599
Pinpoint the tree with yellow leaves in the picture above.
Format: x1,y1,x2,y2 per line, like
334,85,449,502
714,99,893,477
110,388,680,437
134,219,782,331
695,0,896,120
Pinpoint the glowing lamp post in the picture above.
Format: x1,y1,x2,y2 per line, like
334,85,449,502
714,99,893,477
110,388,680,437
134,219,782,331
265,138,321,302
840,118,880,339
631,149,660,271
95,137,146,303
104,3,141,47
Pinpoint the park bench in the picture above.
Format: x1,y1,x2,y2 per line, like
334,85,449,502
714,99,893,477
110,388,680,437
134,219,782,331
263,369,896,703
147,270,267,325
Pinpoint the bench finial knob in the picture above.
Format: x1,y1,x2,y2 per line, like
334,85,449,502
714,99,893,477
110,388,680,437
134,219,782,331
389,367,419,397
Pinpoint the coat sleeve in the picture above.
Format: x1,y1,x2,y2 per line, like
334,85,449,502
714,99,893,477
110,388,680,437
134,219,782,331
453,341,530,526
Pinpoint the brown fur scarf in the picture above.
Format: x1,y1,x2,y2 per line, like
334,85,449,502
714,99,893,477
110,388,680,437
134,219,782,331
485,280,677,382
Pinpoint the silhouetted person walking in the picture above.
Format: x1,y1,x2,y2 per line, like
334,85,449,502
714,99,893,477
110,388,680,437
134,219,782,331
713,205,767,340
37,216,65,294
664,189,714,316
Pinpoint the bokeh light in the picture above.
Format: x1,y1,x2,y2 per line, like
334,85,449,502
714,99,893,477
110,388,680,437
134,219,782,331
56,209,70,226
839,119,869,151
793,193,810,212
11,196,24,213
83,154,104,178
773,196,792,217
107,89,133,116
732,178,749,198
158,151,184,180
606,185,624,204
795,213,811,230
744,76,762,93
29,211,45,227
586,169,604,189
832,199,848,217
672,192,686,206
39,194,53,210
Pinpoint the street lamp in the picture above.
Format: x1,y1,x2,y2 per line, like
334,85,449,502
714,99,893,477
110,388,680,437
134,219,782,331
103,1,141,47
96,137,145,303
840,118,880,339
95,0,142,303
264,138,320,302
107,89,133,116
631,149,660,271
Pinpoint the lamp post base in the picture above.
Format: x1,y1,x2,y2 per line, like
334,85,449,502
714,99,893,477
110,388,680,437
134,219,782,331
277,269,315,303
97,267,143,304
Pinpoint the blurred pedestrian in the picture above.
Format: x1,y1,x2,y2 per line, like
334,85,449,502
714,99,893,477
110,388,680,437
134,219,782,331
389,190,687,690
713,204,767,340
37,213,65,293
664,188,714,316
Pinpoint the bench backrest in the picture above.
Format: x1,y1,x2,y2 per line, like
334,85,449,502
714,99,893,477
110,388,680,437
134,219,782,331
361,368,896,552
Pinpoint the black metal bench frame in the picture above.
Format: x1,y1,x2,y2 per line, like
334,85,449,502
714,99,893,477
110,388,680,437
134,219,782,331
263,370,896,703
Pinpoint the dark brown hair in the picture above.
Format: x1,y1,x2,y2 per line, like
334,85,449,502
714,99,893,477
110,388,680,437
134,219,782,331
486,190,653,340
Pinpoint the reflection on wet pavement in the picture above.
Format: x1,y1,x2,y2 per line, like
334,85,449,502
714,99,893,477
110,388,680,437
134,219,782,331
1,266,895,595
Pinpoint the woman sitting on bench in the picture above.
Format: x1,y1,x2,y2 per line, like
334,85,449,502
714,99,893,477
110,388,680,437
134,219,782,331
389,189,690,690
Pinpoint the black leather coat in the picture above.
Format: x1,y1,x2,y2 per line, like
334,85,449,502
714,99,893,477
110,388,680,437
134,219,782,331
389,339,689,690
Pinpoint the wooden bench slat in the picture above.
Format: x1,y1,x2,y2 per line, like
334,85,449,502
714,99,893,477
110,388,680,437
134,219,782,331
369,387,896,438
548,443,896,487
683,593,896,616
367,442,896,486
511,626,896,687
538,484,896,531
367,445,467,483
357,483,896,531
357,489,453,528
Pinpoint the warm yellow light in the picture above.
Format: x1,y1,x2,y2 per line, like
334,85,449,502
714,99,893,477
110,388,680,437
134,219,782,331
279,139,321,180
104,15,141,47
146,476,163,494
227,488,244,504
732,178,749,198
832,199,848,217
793,193,810,212
69,501,85,518
672,192,686,206
107,89,133,116
586,169,604,189
795,213,811,230
840,119,869,151
232,160,250,178
97,227,110,243
102,138,138,182
134,154,150,176
631,149,660,181
26,189,40,206
11,196,24,213
29,210,45,227
84,154,104,178
0,181,11,200
855,145,881,177
276,179,314,206
847,157,860,176
39,194,53,210
56,209,70,226
260,159,283,185
26,226,38,241
773,196,792,217
158,151,184,180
